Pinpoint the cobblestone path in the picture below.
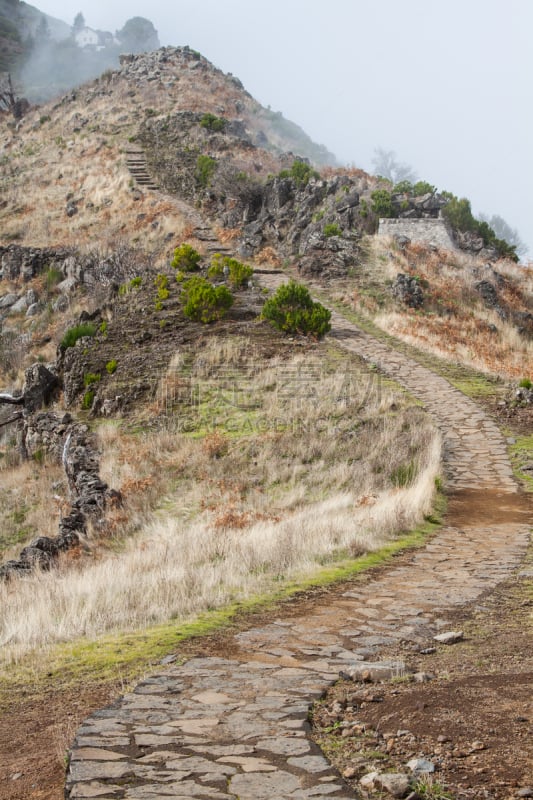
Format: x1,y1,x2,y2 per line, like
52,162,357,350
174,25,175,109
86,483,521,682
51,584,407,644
65,291,531,800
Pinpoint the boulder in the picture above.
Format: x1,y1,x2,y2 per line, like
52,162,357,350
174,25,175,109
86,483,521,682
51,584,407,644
23,364,59,412
391,273,424,308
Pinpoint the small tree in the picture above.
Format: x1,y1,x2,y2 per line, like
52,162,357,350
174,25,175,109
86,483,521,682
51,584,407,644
171,243,201,272
262,281,331,338
73,12,85,33
181,277,233,323
372,147,416,184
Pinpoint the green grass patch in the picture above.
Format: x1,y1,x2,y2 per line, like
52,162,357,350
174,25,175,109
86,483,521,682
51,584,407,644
509,433,533,490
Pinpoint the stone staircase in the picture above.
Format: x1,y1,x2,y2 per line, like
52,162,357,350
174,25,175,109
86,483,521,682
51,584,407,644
125,148,159,191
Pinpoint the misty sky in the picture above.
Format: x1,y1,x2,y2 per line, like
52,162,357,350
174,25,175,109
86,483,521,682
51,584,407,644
34,0,533,257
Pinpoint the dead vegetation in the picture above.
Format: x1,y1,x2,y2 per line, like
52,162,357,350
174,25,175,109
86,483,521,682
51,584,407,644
346,237,533,381
0,337,440,664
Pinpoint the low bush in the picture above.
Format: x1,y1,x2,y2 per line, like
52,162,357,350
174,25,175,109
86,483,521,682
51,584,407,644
261,280,331,338
181,276,234,323
278,159,319,187
208,254,253,288
171,243,201,272
196,154,217,188
200,113,227,132
323,223,342,238
83,372,101,387
106,360,118,375
60,323,97,350
442,193,518,261
45,266,63,292
371,189,395,218
82,390,95,410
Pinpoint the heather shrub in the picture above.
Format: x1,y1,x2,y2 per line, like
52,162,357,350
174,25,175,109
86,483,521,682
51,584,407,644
60,323,97,350
171,243,201,272
208,254,253,288
181,276,233,323
262,280,331,338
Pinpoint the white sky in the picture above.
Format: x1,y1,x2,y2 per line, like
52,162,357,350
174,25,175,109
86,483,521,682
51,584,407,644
34,0,533,256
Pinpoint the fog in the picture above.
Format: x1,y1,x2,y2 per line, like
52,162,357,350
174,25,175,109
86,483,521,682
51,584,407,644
34,0,533,257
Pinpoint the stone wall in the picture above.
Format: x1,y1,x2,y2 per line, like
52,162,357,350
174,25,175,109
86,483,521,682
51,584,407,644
378,218,456,251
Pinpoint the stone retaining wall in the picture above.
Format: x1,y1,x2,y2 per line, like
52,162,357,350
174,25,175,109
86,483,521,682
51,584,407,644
378,218,456,251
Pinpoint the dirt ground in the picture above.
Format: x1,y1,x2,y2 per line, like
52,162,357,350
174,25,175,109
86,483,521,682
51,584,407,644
313,562,533,800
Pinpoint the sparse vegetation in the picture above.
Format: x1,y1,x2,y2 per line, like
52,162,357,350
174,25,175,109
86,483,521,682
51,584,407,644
60,323,97,350
323,223,342,238
106,359,118,375
196,154,217,188
83,372,101,388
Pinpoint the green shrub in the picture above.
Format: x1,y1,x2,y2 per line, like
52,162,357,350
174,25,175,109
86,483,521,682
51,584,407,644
106,359,118,375
181,276,233,323
154,273,170,302
196,155,217,188
278,159,319,187
413,180,436,196
323,223,342,238
371,189,395,218
82,390,95,410
45,266,63,291
391,460,416,487
171,243,201,272
261,280,331,338
130,276,142,288
208,254,253,288
200,113,227,132
518,377,532,390
442,194,518,261
99,320,108,335
60,323,97,350
83,372,101,387
393,180,413,194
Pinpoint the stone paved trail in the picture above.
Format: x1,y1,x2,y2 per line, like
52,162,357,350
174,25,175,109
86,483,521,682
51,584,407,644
65,288,531,800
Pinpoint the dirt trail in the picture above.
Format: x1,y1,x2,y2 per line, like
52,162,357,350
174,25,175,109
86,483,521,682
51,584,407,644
63,285,531,800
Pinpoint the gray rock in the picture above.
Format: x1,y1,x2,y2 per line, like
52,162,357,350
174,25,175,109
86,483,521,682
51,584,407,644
0,293,17,309
53,294,69,312
433,631,463,645
8,295,28,314
26,302,40,317
375,773,412,798
391,273,424,309
340,660,407,682
406,758,435,774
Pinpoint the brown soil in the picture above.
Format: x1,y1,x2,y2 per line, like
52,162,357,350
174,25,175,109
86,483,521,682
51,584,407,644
313,545,533,800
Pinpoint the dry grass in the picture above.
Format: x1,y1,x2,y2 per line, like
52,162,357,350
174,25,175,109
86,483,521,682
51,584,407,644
0,339,441,663
353,238,533,380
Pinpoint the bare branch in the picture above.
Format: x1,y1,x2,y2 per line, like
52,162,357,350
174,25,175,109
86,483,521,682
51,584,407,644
0,393,24,405
0,412,23,428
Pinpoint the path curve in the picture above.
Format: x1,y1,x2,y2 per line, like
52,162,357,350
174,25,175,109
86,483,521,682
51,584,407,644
65,291,531,800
